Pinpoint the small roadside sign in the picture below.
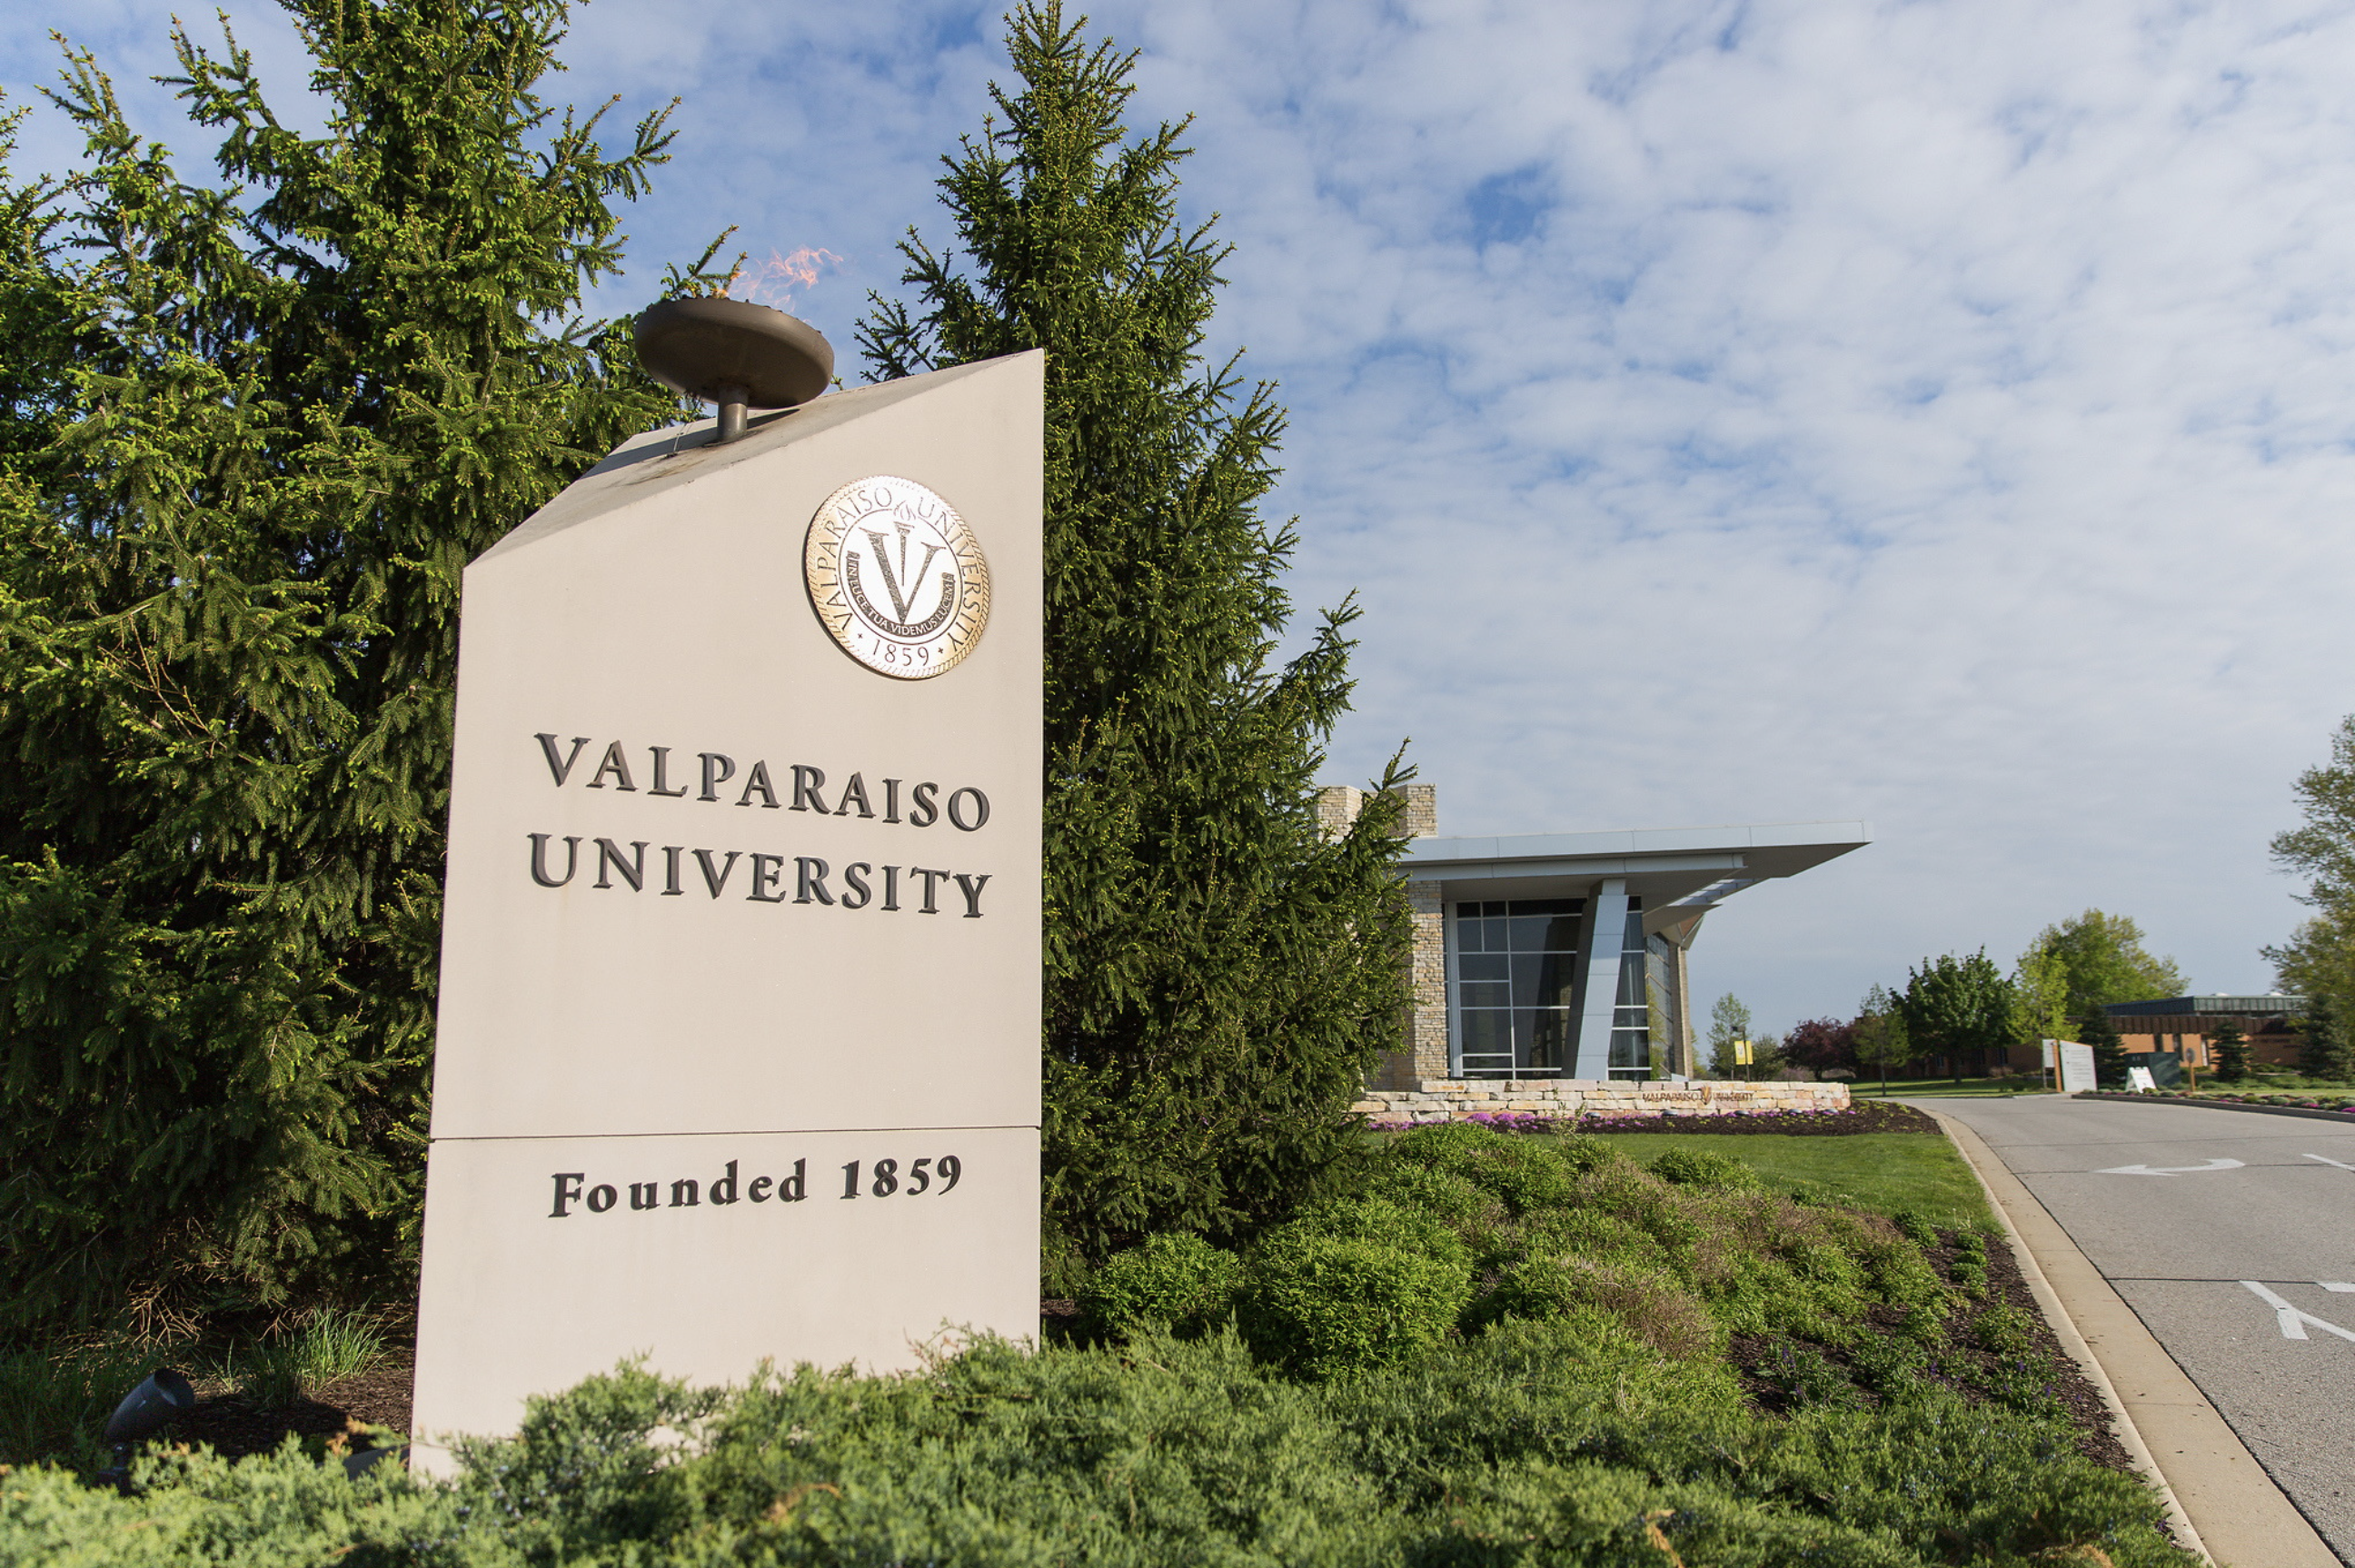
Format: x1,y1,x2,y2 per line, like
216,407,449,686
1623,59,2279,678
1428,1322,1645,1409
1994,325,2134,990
2044,1038,2097,1093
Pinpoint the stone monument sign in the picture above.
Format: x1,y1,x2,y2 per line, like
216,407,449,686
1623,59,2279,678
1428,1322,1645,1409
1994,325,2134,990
411,332,1044,1462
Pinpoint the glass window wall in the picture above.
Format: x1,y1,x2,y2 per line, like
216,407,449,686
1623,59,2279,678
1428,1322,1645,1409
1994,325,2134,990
1449,899,1582,1077
1608,903,1651,1078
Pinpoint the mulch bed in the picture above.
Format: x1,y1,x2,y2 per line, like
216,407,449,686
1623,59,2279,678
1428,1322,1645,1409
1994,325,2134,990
174,1354,414,1461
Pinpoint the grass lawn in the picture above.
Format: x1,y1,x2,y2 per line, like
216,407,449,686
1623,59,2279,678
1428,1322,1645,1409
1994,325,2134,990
1606,1130,1995,1231
1846,1077,2056,1099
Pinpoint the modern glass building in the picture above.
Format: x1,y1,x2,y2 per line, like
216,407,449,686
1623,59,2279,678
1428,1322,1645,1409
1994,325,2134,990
1319,786,1870,1088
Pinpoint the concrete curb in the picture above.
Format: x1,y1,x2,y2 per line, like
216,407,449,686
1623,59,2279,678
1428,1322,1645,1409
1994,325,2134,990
2074,1091,2355,1126
1930,1110,2339,1568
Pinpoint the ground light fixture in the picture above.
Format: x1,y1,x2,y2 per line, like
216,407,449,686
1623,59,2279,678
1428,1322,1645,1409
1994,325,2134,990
92,1368,194,1494
632,296,833,444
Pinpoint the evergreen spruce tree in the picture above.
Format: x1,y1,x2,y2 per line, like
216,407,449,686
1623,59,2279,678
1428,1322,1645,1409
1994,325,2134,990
0,1,697,1333
860,3,1413,1285
2207,1019,2251,1083
2298,996,2351,1081
2078,1008,2129,1089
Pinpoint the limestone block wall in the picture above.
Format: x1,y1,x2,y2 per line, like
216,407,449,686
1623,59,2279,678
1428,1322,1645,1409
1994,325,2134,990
1317,781,1437,840
1327,779,1446,1091
1393,783,1438,839
1367,882,1449,1089
1315,786,1364,839
1355,1077,1852,1122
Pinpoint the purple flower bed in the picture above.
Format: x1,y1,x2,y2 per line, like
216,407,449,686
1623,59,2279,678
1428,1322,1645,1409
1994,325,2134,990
1366,1101,1940,1137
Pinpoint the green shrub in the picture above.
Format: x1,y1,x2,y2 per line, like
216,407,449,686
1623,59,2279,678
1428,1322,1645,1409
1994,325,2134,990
1470,1254,1719,1358
1549,1133,1628,1174
1276,1194,1471,1266
1752,1335,1867,1410
1076,1234,1243,1342
0,1339,2201,1567
1973,1303,2037,1356
1370,1163,1500,1228
1649,1147,1763,1189
1376,1121,1585,1213
1510,1206,1674,1274
1893,1209,1941,1248
1563,1161,1705,1259
1240,1206,1473,1378
1844,1327,1932,1395
1853,1224,1949,1314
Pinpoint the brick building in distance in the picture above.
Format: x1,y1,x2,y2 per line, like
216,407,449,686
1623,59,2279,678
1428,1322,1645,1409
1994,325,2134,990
2102,995,2306,1071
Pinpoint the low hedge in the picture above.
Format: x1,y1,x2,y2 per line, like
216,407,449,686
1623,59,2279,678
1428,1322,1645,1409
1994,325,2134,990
3,1125,2198,1565
4,1330,2194,1566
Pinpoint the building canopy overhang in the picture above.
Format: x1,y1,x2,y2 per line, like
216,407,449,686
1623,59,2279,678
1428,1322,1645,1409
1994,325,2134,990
1399,819,1871,938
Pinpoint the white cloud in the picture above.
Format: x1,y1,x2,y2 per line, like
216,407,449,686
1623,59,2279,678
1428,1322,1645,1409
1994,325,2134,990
8,0,2353,1028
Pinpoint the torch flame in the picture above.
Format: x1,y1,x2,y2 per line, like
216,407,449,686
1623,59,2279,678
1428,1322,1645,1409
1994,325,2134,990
727,247,845,311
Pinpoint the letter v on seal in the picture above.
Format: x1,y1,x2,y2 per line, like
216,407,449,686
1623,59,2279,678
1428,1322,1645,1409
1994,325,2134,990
862,527,943,622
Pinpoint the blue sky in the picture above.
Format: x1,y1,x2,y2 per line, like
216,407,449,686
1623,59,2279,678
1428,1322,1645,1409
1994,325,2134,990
10,0,2355,1033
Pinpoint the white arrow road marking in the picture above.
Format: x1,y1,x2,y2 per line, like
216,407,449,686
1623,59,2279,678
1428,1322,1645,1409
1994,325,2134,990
2323,1283,2355,1294
2243,1281,2355,1343
2304,1153,2355,1172
2095,1158,2247,1176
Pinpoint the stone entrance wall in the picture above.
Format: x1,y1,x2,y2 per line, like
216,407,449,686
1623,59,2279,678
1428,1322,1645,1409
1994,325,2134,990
1355,1077,1852,1123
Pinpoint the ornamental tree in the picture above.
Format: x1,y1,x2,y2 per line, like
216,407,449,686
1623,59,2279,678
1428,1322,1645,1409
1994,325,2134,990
1852,987,1912,1095
1899,950,2015,1082
1703,993,1755,1078
859,2,1413,1286
0,1,696,1332
1782,1017,1860,1076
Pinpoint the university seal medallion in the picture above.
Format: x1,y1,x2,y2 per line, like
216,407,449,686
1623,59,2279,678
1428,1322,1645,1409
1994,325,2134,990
804,475,991,680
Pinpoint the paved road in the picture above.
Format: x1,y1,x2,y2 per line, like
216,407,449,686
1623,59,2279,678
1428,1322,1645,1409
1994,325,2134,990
1922,1094,2355,1563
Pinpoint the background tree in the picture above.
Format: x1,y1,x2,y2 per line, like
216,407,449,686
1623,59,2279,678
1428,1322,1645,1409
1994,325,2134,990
2297,996,2351,1081
2012,943,2072,1055
2024,910,2186,1021
1852,984,1911,1095
2268,912,2355,1023
2271,715,2355,1022
2272,713,2355,910
2078,1007,2130,1089
2208,1018,2251,1083
0,2,691,1334
1899,951,2015,1081
1782,1017,1859,1077
1704,993,1754,1078
859,2,1413,1287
